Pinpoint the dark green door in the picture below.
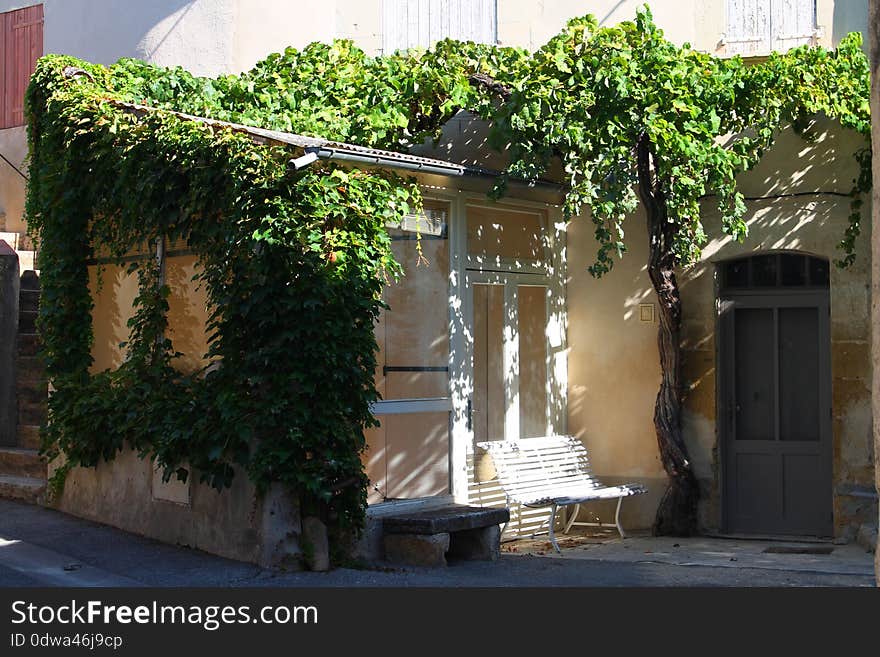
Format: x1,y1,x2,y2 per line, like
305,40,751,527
719,254,833,537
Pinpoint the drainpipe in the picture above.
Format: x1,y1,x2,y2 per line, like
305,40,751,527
155,236,166,353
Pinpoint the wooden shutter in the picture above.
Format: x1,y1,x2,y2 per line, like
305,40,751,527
0,4,43,129
770,0,816,51
725,0,772,56
726,0,815,56
382,0,497,53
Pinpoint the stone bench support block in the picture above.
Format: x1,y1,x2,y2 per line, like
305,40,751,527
384,532,450,567
447,524,501,561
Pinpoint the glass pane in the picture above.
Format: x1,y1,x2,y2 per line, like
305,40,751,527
518,286,548,439
377,219,450,401
752,255,777,287
779,307,820,442
467,205,546,262
724,258,750,288
808,256,830,287
735,308,775,441
780,254,806,286
473,284,505,443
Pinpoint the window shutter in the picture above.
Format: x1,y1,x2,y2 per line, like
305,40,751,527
726,0,815,56
0,4,43,129
725,0,771,56
770,0,816,50
382,0,497,54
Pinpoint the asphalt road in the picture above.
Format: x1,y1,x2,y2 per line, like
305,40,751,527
0,499,875,587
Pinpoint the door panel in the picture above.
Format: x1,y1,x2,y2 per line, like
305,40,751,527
472,283,506,444
734,308,774,441
722,291,832,536
734,453,780,532
778,307,819,442
517,285,549,439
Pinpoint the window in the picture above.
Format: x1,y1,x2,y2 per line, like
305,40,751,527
721,253,830,290
0,4,43,129
381,0,497,53
724,0,816,56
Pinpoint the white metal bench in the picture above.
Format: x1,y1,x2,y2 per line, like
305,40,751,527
477,435,647,553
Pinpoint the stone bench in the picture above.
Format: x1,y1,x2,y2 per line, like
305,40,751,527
383,504,510,567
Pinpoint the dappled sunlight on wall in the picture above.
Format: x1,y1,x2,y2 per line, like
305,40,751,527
566,205,665,489
165,254,211,374
88,263,138,373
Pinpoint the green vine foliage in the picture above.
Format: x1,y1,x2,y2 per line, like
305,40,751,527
26,6,870,550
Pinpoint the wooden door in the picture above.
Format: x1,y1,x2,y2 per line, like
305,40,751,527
719,261,833,536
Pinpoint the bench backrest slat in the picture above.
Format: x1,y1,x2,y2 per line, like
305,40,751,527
477,435,603,503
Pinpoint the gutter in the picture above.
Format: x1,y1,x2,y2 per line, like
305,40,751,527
292,146,467,177
291,146,564,192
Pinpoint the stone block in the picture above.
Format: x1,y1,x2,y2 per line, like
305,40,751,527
384,532,450,567
447,524,501,561
302,516,330,572
258,482,302,570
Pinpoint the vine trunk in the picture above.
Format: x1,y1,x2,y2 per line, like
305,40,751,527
637,136,700,536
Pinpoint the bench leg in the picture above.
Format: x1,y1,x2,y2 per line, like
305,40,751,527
548,503,561,554
563,503,580,535
614,497,626,539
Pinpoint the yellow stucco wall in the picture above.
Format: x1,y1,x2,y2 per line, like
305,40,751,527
88,254,211,375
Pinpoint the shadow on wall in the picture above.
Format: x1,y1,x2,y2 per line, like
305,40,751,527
43,0,229,74
832,0,869,48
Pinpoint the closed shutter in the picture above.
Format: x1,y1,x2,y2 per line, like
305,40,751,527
770,0,816,50
726,0,772,56
725,0,815,56
382,0,497,54
0,4,43,129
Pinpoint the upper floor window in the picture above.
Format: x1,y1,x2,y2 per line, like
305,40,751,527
0,4,43,129
381,0,497,53
724,0,816,56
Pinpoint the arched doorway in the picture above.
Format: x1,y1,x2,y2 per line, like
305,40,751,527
718,252,833,536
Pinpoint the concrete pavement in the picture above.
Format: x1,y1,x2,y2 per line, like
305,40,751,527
0,499,875,587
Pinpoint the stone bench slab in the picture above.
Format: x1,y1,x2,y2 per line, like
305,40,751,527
382,504,509,535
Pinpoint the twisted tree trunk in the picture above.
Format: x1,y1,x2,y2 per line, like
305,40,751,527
637,135,699,536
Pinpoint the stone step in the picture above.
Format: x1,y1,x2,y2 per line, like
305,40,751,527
19,289,39,313
17,385,46,406
20,270,40,292
18,309,37,333
0,474,46,505
0,447,46,478
17,425,41,450
17,334,41,357
19,399,47,426
16,356,45,382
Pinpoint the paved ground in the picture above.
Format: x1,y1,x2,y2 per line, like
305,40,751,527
0,499,875,587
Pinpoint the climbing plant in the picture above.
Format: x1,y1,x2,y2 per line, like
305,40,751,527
26,5,870,548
